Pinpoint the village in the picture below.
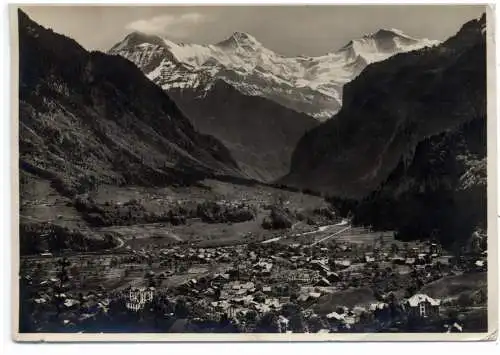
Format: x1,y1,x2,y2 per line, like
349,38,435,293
19,220,488,333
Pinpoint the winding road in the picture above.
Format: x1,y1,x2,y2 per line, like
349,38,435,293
309,225,352,246
260,219,351,245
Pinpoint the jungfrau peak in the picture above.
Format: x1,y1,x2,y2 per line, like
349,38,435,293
109,28,439,120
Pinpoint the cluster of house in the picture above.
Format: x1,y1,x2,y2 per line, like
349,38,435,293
22,225,486,332
115,239,451,331
300,293,443,333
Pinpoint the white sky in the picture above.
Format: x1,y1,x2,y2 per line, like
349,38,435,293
21,4,485,56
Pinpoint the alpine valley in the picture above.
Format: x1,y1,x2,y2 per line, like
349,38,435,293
17,7,490,336
108,29,439,181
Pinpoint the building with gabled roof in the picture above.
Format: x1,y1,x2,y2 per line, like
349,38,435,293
404,293,440,319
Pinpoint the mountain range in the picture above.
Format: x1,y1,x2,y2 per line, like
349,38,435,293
109,28,439,120
108,27,438,182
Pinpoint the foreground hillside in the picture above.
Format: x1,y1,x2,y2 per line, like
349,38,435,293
284,15,487,247
19,10,241,199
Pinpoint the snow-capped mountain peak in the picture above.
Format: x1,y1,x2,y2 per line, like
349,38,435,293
338,28,439,64
110,31,165,52
216,31,263,49
367,28,413,39
110,29,440,120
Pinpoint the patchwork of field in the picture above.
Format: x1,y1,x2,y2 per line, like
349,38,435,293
20,176,336,251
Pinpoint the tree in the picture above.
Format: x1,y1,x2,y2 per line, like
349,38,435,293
255,312,279,333
244,310,258,324
306,315,325,333
457,293,474,310
52,257,71,318
174,298,190,318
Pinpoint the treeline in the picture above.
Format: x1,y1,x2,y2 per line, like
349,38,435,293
262,205,337,230
73,197,257,227
196,201,256,223
267,182,324,197
19,222,118,255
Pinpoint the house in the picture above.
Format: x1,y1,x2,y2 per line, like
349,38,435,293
391,256,406,265
279,297,291,304
334,259,352,268
365,255,376,263
405,257,416,265
308,292,321,299
314,277,332,287
326,311,345,321
408,247,420,257
475,260,486,271
211,273,230,286
128,287,154,304
262,286,272,293
369,303,388,312
445,322,463,333
404,294,440,319
278,315,289,333
241,281,255,290
310,259,329,273
325,271,340,283
297,294,309,303
430,243,442,255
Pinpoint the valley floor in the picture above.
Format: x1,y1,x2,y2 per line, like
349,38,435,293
18,176,488,334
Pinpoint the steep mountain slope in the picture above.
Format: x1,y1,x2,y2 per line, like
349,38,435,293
284,15,486,198
18,10,241,197
109,30,438,120
168,81,318,182
284,15,487,247
329,114,486,249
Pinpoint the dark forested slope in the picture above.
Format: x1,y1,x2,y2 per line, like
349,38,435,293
284,15,486,198
285,15,487,247
18,10,240,197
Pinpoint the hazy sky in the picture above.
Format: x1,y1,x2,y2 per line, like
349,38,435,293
21,5,485,56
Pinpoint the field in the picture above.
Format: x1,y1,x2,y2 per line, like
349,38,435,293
20,176,337,253
421,272,487,301
20,176,83,228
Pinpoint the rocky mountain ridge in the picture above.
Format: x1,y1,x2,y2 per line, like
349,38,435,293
109,28,439,120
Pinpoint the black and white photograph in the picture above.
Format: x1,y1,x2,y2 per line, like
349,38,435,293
11,3,497,341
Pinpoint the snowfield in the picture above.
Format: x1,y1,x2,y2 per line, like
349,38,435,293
110,29,439,120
